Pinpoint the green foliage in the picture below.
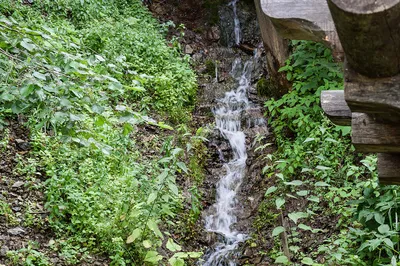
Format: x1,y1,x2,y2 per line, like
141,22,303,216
0,0,196,126
0,0,201,264
6,242,51,266
260,41,400,265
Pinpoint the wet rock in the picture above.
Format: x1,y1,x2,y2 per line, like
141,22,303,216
7,227,26,236
0,246,8,257
207,26,221,41
11,181,24,188
185,44,194,54
15,139,30,151
218,0,260,47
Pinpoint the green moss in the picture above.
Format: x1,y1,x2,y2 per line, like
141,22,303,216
205,59,216,77
256,77,282,98
203,0,225,25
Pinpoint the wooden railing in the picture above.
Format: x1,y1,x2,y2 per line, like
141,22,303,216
259,0,400,184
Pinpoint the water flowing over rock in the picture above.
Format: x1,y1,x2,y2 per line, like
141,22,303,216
202,49,266,264
219,0,261,47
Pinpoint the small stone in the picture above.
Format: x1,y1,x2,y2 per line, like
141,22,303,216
15,139,25,144
15,139,30,151
12,181,24,188
0,246,9,257
7,227,25,236
12,206,21,212
185,45,194,54
207,26,221,41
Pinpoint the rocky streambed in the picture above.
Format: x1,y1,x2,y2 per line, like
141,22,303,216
151,0,276,264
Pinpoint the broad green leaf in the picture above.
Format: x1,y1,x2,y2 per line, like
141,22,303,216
374,213,385,225
168,257,185,266
301,257,314,265
275,255,289,264
144,251,163,263
383,238,394,249
0,92,14,101
126,228,141,244
20,85,35,97
123,85,146,92
142,240,152,248
316,165,331,171
288,212,308,224
307,195,320,203
325,138,338,143
147,192,157,204
391,255,397,266
272,226,285,237
303,138,314,143
275,198,285,209
265,186,277,196
284,180,303,186
20,40,35,51
157,122,173,130
166,238,182,252
298,224,312,231
147,220,163,238
296,190,308,196
176,161,188,174
315,181,330,187
378,224,390,234
168,182,179,196
32,71,47,80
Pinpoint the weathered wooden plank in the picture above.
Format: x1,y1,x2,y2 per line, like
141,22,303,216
260,0,342,56
327,0,400,77
378,153,400,185
352,113,400,153
321,90,351,126
344,65,400,115
254,0,290,97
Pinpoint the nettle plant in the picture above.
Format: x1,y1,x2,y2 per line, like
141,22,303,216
262,41,400,265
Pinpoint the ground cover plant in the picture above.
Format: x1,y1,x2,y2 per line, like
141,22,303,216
0,0,202,265
256,41,400,265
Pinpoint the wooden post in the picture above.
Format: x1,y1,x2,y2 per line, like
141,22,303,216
254,0,290,97
378,154,400,185
327,0,400,77
320,90,351,126
260,0,343,58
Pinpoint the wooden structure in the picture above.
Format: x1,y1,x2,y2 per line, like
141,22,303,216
259,0,400,184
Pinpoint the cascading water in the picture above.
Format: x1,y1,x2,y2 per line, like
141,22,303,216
201,1,266,264
202,53,265,265
229,0,241,45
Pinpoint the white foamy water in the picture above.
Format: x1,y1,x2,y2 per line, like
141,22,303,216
202,56,263,266
229,0,241,45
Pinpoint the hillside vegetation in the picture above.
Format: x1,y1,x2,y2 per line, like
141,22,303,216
0,1,203,265
253,41,400,266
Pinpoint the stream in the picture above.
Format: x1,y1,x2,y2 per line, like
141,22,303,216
202,1,265,264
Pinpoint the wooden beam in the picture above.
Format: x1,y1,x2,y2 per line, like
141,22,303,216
344,65,400,115
260,0,342,55
327,0,400,77
254,0,291,97
321,90,351,126
352,113,400,153
378,153,400,185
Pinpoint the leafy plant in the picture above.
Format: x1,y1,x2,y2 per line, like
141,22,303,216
256,41,398,265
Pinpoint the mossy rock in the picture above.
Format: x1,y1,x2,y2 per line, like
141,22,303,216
256,77,283,98
205,59,216,77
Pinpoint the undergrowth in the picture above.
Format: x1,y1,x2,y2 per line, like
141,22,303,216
257,41,400,265
0,1,203,265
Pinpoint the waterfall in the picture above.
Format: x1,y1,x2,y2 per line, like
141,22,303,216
229,0,241,45
202,54,262,266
